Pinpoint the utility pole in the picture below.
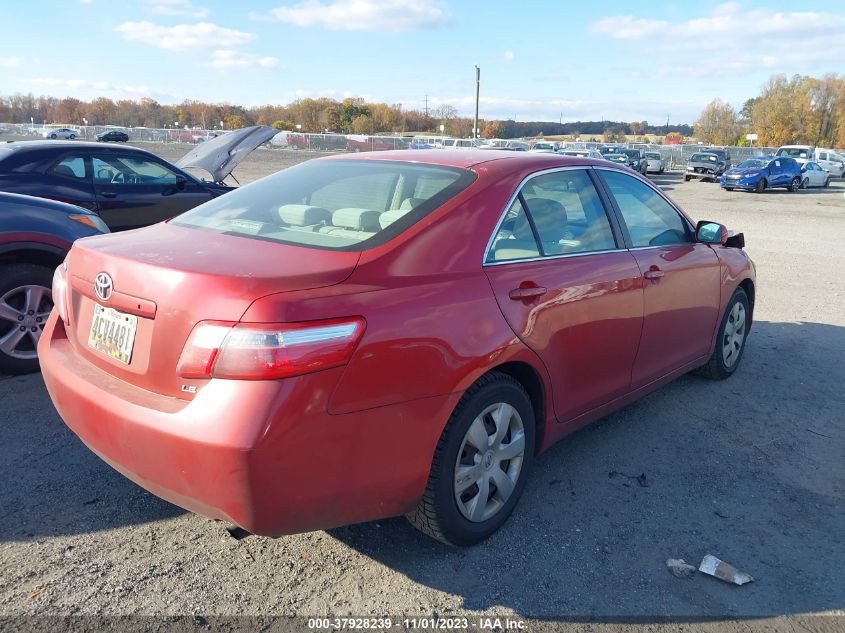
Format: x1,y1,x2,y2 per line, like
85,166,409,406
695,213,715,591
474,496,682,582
473,65,480,139
424,95,429,119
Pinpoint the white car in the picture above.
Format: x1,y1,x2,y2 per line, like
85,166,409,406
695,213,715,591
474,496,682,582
529,141,561,153
560,149,605,160
814,150,845,177
41,127,79,140
644,151,665,174
800,162,831,188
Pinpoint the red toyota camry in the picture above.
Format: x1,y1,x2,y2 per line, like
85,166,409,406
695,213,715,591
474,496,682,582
39,151,755,546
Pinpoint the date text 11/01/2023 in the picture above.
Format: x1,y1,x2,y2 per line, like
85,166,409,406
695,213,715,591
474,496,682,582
307,617,527,630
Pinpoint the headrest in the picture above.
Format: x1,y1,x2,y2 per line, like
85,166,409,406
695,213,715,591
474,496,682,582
332,208,381,231
514,198,567,239
278,204,331,226
379,208,408,229
399,197,425,210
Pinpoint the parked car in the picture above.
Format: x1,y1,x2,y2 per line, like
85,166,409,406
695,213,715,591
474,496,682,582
618,148,648,175
775,145,813,164
42,128,79,140
699,147,731,171
812,149,845,177
644,151,665,174
346,135,409,152
799,161,831,188
40,150,755,546
560,149,605,160
599,152,629,166
0,191,108,374
719,156,802,192
0,126,276,231
528,141,561,153
442,138,477,149
684,152,726,182
96,130,129,143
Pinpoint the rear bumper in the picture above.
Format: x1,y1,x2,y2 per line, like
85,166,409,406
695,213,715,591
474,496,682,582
39,314,459,536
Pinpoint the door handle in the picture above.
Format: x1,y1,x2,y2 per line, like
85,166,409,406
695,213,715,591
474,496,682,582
100,191,117,198
643,268,664,280
508,286,547,300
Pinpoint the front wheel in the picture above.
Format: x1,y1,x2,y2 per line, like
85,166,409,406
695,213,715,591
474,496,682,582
697,287,750,380
788,176,801,192
49,134,57,139
824,177,830,188
0,264,55,375
684,175,691,182
407,372,535,546
69,134,76,140
801,178,809,189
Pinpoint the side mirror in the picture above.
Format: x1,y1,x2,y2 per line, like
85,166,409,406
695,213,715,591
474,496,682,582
696,220,728,245
801,165,807,172
175,176,187,191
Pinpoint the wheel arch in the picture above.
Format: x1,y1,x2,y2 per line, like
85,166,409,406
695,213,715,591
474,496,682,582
738,277,755,328
0,244,67,270
481,360,547,455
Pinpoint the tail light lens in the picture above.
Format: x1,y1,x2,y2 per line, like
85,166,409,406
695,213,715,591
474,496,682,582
177,317,366,380
52,262,68,322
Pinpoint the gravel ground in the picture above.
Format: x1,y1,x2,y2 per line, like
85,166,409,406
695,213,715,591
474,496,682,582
0,141,843,625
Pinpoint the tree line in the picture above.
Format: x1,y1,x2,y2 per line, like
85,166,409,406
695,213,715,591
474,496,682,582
0,92,692,139
694,73,845,147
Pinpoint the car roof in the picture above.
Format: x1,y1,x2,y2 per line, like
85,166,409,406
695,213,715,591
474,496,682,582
323,149,608,170
2,140,149,153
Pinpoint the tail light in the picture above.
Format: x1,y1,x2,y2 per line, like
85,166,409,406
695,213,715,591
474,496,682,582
177,317,366,380
52,262,68,322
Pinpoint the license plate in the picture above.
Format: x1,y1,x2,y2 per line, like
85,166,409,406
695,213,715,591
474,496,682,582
88,304,137,365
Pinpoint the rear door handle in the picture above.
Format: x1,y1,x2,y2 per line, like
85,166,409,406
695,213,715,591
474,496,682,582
643,269,664,280
100,191,118,198
508,286,547,300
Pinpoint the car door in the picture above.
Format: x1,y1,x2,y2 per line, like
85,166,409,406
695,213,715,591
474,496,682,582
483,168,644,423
807,162,826,186
41,154,97,211
91,153,214,231
770,159,788,186
597,169,721,388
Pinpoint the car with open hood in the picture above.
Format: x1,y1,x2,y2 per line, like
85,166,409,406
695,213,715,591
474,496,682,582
719,156,802,193
40,150,755,546
0,126,277,231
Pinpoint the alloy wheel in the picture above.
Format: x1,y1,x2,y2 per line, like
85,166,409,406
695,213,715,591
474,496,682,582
722,301,746,368
0,284,52,360
454,402,526,522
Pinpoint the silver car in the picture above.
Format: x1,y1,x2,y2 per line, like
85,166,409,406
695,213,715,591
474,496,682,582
41,128,79,140
560,149,605,160
645,151,665,174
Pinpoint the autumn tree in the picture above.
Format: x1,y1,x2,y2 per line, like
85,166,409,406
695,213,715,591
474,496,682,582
483,120,503,138
694,99,740,145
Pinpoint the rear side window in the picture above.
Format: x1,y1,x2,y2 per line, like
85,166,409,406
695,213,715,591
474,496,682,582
172,160,475,250
50,156,87,179
601,170,691,248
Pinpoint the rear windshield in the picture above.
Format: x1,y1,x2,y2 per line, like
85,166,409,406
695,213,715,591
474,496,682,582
691,153,718,162
172,159,475,250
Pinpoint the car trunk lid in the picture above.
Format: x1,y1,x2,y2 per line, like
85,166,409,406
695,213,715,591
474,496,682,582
63,222,360,398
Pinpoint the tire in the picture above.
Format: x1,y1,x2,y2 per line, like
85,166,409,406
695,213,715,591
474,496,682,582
754,178,766,193
697,287,750,380
788,176,801,192
684,175,691,182
801,178,809,189
824,177,830,188
406,372,535,546
49,134,57,139
69,134,76,140
725,187,734,191
0,264,54,375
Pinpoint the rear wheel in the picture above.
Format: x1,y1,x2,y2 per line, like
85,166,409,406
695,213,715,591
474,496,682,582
697,287,749,380
407,372,535,546
755,178,766,193
0,264,54,375
69,134,76,140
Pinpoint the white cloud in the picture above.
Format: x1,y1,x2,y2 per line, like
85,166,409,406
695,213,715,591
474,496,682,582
143,0,209,18
16,77,178,102
252,0,449,31
206,50,280,69
0,56,23,68
114,21,255,52
503,51,514,62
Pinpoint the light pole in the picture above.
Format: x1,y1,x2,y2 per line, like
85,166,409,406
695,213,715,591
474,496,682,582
440,124,445,146
473,65,480,139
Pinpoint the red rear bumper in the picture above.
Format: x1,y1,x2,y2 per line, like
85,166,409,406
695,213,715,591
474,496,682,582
39,314,458,536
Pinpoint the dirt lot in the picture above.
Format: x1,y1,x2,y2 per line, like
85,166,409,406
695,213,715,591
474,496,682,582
0,141,843,623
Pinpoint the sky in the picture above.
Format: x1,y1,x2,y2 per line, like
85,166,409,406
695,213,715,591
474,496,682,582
2,0,845,124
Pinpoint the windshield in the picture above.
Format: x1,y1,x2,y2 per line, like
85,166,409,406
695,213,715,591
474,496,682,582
645,152,661,159
172,160,475,250
776,147,810,158
737,159,769,169
621,149,640,158
533,143,554,150
691,153,718,162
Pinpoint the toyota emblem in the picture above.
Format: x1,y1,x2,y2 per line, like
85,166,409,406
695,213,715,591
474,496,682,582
94,272,113,302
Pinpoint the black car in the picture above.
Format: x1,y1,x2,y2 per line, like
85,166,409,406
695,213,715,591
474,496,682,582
0,191,109,374
0,126,277,231
96,130,129,142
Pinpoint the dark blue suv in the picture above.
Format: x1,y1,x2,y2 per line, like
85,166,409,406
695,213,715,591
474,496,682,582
720,155,802,193
0,191,108,374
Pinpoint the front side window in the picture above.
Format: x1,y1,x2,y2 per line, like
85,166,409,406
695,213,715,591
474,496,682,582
601,170,692,248
486,169,618,263
49,156,87,180
173,160,474,250
93,155,180,185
